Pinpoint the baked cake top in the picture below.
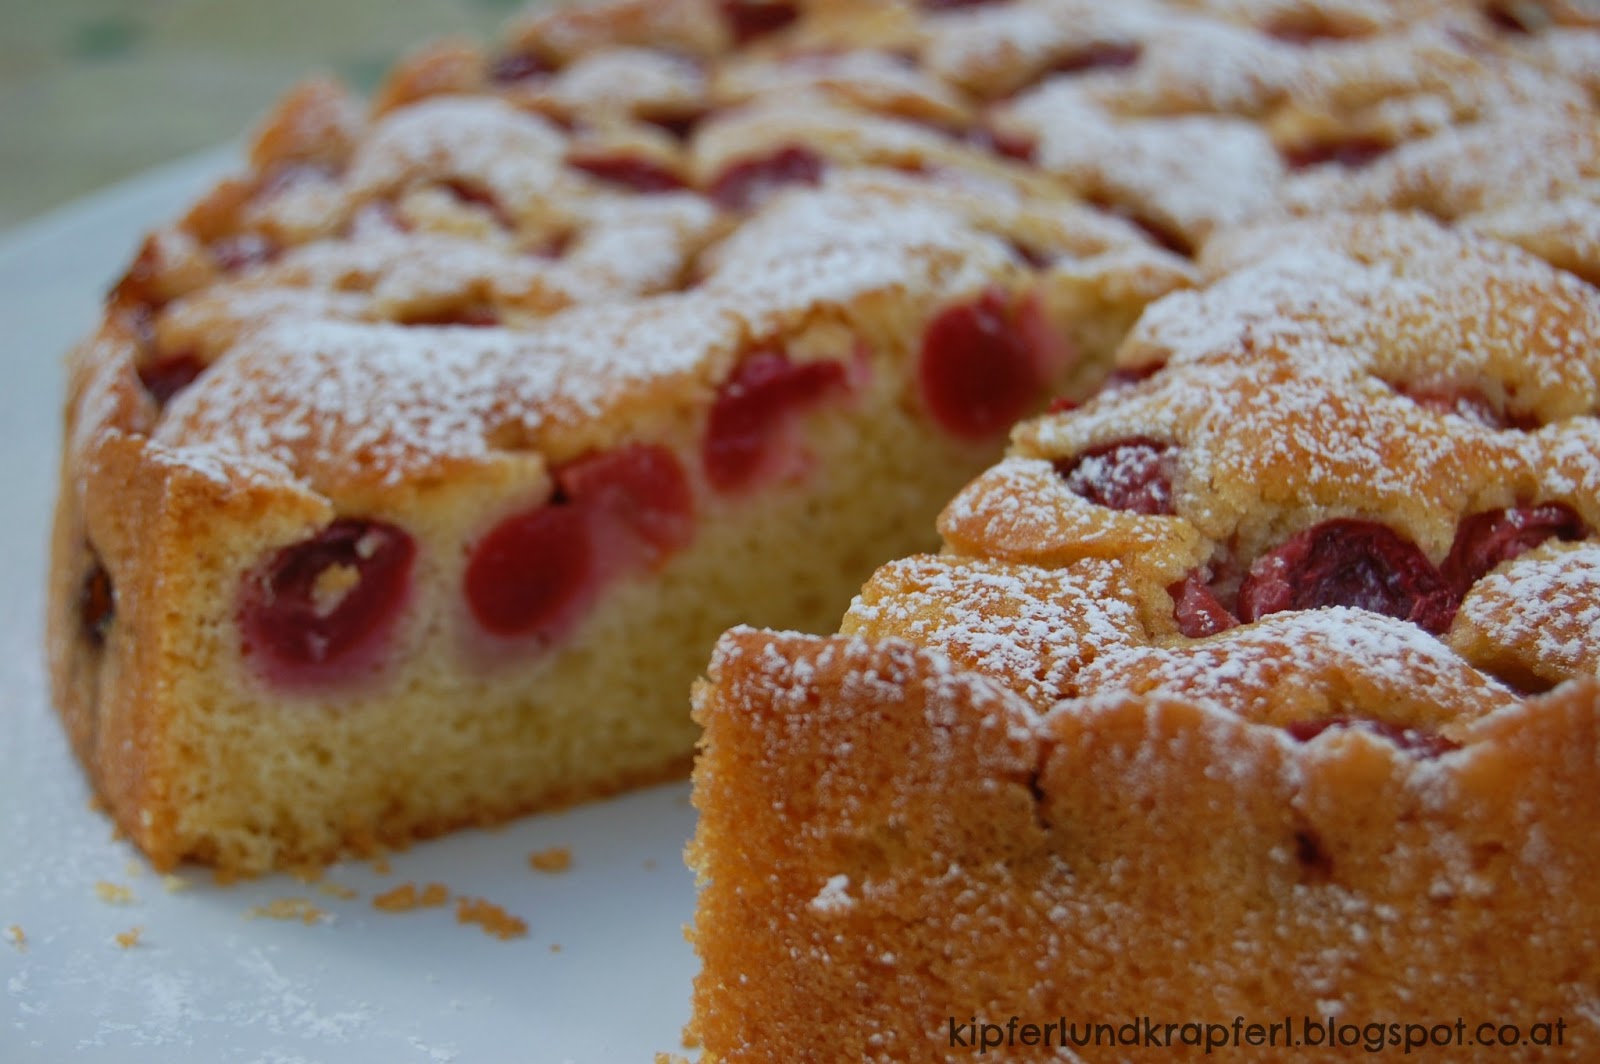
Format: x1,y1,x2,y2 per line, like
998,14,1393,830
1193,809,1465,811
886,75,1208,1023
65,0,1599,513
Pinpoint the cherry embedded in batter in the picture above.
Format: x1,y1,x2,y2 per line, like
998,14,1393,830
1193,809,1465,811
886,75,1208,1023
1236,519,1456,634
1056,437,1175,515
488,50,554,85
80,562,115,647
465,444,695,645
1286,717,1459,759
1169,570,1238,638
1441,503,1587,594
1282,136,1393,171
1049,42,1142,76
967,126,1037,164
465,503,595,642
138,353,207,408
557,443,695,562
569,154,687,193
707,145,826,211
240,519,416,684
719,0,801,43
399,305,502,327
704,350,849,493
440,179,514,229
919,288,1049,441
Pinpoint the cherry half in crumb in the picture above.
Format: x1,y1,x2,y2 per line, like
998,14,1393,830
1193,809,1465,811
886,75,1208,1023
708,146,826,211
704,351,851,494
138,353,207,408
719,0,800,44
1237,519,1456,634
1286,717,1459,759
465,444,695,643
920,288,1065,441
1441,503,1587,594
569,154,687,194
1168,570,1238,638
1056,437,1175,515
80,562,115,647
240,519,416,687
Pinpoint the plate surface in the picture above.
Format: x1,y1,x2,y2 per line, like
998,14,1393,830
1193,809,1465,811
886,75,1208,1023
0,150,701,1063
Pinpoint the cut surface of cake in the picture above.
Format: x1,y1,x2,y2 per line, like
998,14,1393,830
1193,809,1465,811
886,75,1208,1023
50,0,1199,873
688,211,1600,1060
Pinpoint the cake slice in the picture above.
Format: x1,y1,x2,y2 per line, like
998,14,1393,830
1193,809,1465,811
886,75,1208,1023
688,213,1600,1059
48,9,1192,872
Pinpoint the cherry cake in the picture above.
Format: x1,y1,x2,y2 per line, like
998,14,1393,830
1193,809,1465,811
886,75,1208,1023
44,0,1600,1043
49,0,1195,872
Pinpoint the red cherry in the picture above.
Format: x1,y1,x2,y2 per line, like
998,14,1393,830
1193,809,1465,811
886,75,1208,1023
557,443,695,562
1237,519,1456,633
488,51,553,85
138,353,207,407
1056,437,1175,515
464,444,695,644
465,503,595,642
1169,570,1238,638
704,350,849,493
569,154,687,193
1282,136,1393,171
240,519,415,684
1050,42,1141,75
399,305,502,327
1286,718,1459,759
919,288,1048,440
643,111,706,142
440,180,513,229
719,0,800,43
1397,383,1539,431
967,126,1038,164
81,562,114,647
707,146,826,211
1442,504,1587,594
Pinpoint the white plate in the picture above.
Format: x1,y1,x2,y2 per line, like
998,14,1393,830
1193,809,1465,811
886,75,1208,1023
0,151,701,1063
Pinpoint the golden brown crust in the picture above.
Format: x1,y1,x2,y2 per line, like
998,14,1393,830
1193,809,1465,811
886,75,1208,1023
692,630,1600,1062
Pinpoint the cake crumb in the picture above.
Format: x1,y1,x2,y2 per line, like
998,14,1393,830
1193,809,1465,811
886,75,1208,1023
318,881,359,900
373,882,450,912
5,925,25,952
656,1055,692,1064
549,943,562,954
114,926,144,949
642,858,657,871
528,846,572,873
247,898,328,925
370,856,393,876
123,859,145,879
454,896,528,940
95,881,135,905
161,875,190,894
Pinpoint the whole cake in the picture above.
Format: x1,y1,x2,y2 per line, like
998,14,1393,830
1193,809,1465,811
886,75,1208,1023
44,0,1599,925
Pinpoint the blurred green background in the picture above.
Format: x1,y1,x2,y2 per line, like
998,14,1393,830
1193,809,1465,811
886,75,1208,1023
0,0,554,230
